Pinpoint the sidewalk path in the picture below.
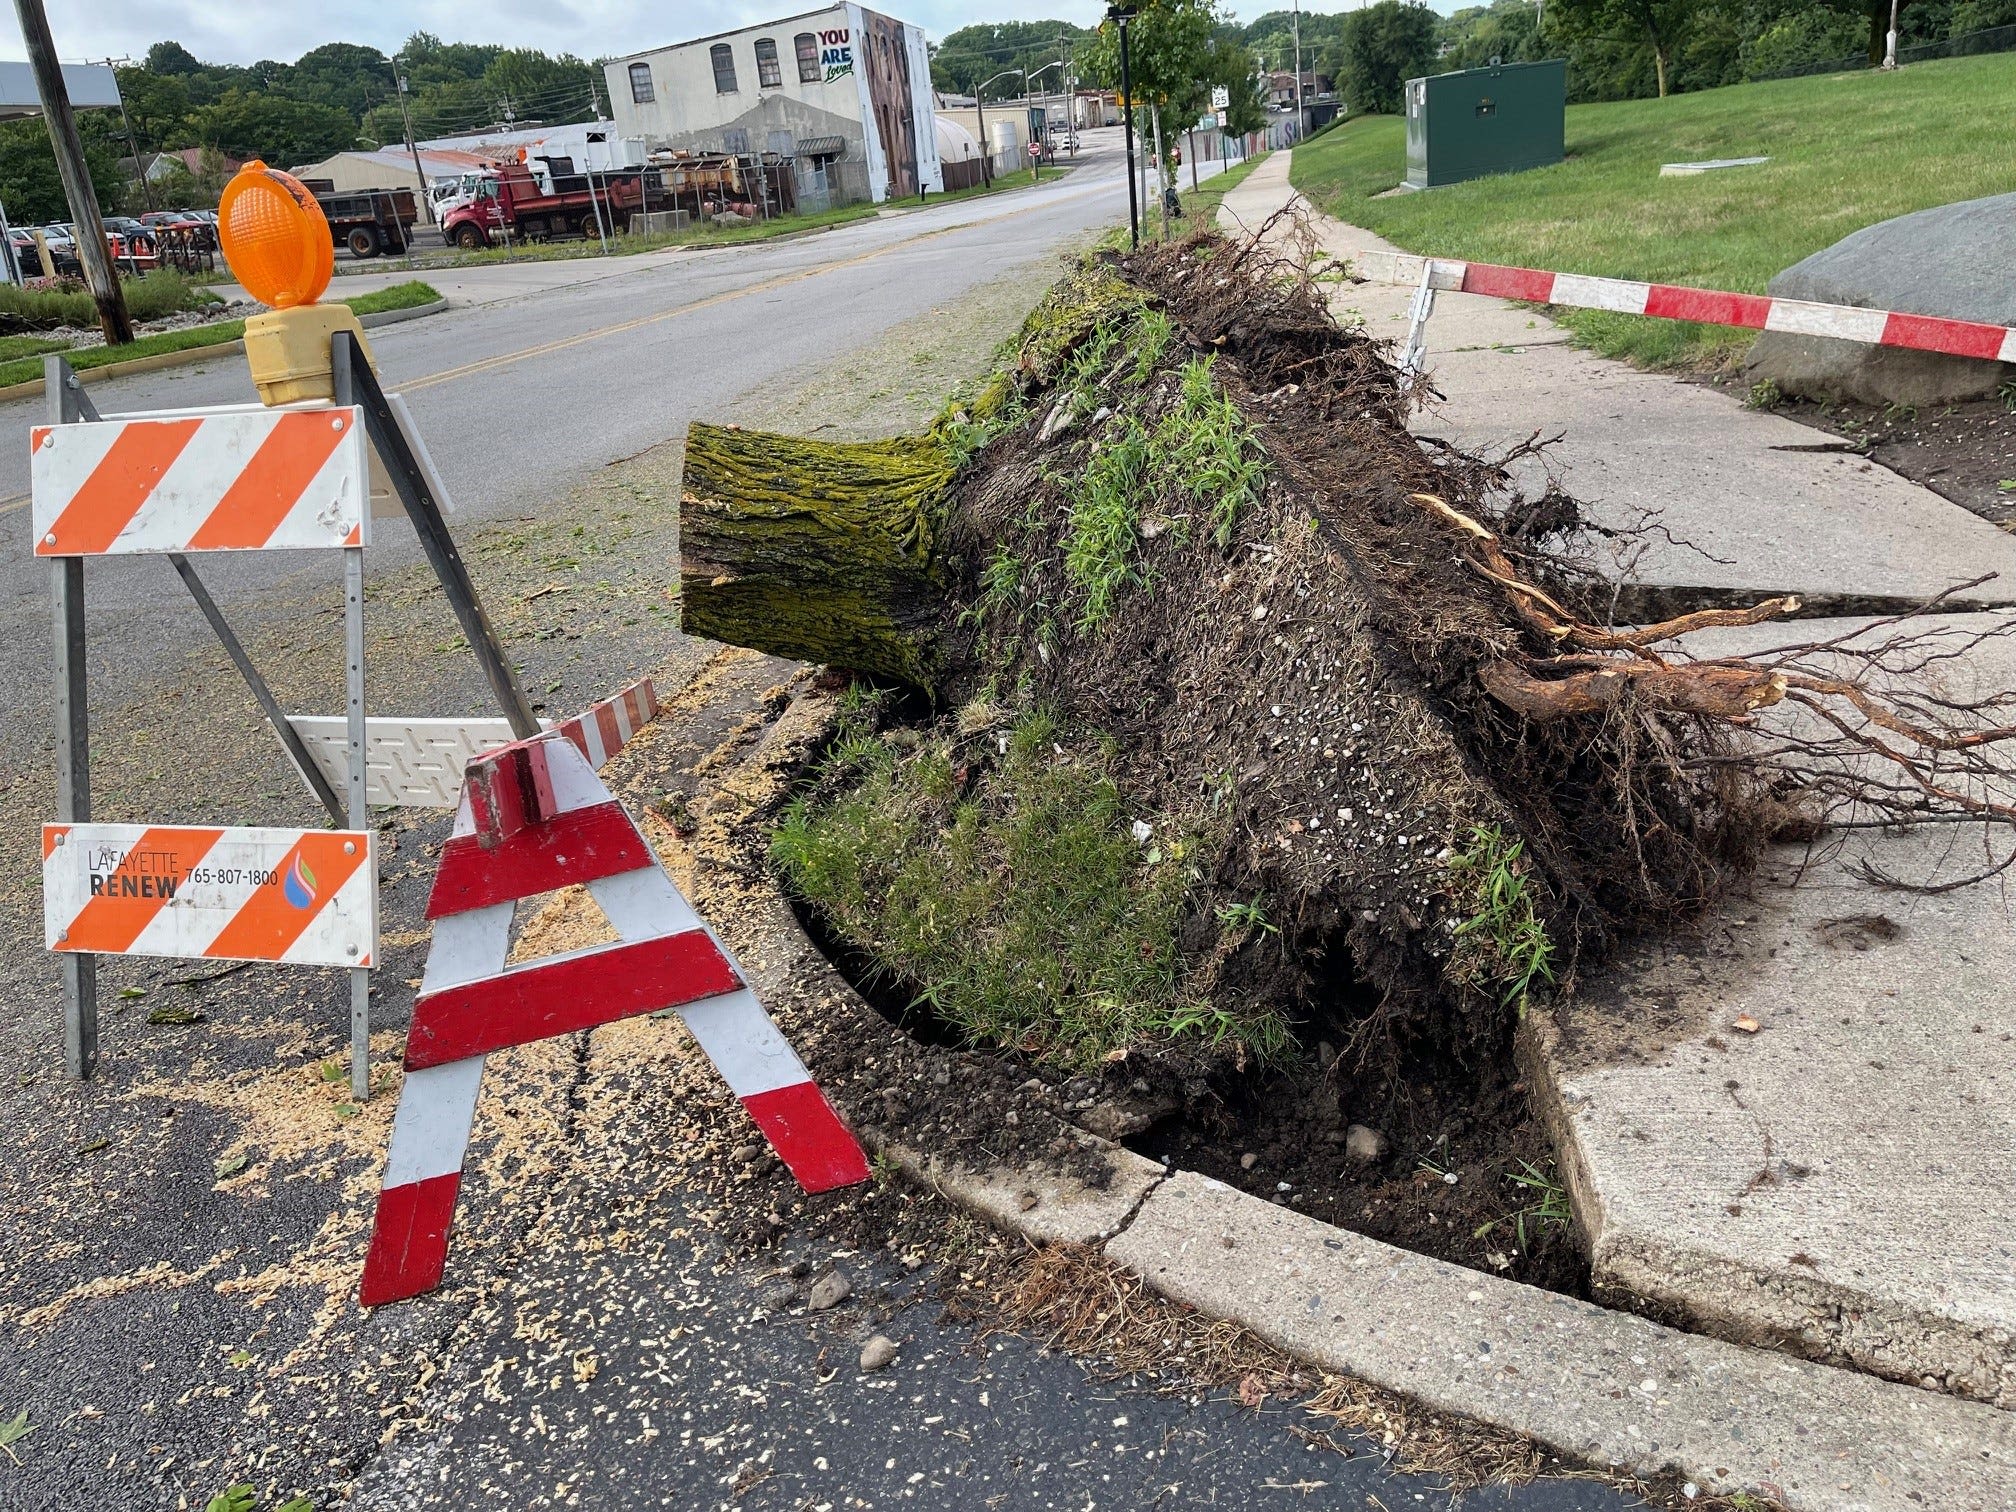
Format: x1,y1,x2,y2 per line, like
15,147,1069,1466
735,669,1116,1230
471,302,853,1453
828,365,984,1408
1222,151,2016,1414
1219,152,2016,605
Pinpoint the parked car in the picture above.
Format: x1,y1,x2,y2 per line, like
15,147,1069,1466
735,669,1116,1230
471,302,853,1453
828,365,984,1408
5,228,50,277
140,209,201,230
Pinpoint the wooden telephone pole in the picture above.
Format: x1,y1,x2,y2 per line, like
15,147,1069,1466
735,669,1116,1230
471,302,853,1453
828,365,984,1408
14,0,133,344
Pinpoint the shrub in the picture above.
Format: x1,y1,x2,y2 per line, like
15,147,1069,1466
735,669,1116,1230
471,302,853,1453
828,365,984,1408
0,268,220,327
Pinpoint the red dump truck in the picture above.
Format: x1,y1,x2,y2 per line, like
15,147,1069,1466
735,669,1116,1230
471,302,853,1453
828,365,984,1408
437,159,656,249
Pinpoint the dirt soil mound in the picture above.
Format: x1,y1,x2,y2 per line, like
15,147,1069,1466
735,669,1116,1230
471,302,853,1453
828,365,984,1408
683,224,2016,1108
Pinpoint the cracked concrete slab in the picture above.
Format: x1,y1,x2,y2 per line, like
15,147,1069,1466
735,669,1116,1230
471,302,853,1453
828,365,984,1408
882,1143,1165,1246
1529,615,2016,1412
1109,1171,2016,1512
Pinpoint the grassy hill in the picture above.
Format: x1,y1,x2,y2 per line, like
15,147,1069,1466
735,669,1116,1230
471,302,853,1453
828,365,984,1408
1290,52,2016,368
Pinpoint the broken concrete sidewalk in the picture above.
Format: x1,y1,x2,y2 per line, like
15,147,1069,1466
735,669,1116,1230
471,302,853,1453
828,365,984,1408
1220,157,2016,1418
1529,615,2016,1412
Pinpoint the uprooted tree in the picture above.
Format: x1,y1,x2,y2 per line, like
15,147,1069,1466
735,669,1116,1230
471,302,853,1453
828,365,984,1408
679,224,2016,1083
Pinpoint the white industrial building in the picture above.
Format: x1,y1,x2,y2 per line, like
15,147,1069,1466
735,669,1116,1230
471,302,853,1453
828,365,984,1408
605,4,940,207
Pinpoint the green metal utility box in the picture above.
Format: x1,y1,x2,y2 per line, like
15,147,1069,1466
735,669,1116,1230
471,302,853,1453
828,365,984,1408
1403,59,1565,189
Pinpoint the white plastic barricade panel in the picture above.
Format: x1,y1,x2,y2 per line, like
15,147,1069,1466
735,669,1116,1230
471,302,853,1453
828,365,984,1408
43,824,376,968
30,407,369,556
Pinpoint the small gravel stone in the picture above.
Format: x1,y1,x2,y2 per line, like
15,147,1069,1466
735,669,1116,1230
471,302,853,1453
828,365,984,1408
1017,1191,1039,1212
859,1334,899,1372
808,1269,852,1310
1238,1152,1258,1171
1344,1125,1387,1163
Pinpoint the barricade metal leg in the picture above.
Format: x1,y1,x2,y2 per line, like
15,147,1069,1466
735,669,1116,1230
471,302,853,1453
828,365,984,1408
334,332,539,739
1400,262,1437,389
53,557,95,1079
334,344,374,1102
48,357,96,1078
345,544,370,1101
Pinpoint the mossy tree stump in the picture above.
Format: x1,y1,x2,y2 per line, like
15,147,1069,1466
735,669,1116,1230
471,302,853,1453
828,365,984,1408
680,423,954,685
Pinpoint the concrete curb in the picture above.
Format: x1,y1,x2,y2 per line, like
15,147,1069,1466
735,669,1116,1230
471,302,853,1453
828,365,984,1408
728,683,2016,1511
357,298,448,330
0,297,448,404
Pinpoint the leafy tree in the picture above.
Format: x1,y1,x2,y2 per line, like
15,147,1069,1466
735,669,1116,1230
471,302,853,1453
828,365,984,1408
1437,1,1550,73
114,67,194,151
0,116,127,223
1206,35,1269,138
1238,8,1351,77
1548,0,1707,96
145,40,203,76
1334,1,1438,115
192,91,359,165
1951,0,2016,30
1741,7,1866,76
283,42,394,121
1081,0,1220,189
931,20,1092,94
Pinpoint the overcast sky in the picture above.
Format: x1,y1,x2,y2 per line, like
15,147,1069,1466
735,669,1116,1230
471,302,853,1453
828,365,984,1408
10,1,1466,70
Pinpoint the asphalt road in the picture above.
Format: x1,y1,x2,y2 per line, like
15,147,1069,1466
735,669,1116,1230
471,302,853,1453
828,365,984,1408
0,139,1645,1512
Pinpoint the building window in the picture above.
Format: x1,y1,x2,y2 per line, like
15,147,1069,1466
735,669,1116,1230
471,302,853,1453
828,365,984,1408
628,62,654,104
795,33,820,83
711,43,737,93
755,38,782,89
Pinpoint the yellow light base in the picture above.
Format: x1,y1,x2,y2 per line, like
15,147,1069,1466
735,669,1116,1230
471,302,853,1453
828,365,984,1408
243,303,376,407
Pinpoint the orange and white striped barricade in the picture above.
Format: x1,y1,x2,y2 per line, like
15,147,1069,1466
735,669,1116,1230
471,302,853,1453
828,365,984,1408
43,825,375,968
33,374,383,1092
359,732,869,1306
35,345,549,1099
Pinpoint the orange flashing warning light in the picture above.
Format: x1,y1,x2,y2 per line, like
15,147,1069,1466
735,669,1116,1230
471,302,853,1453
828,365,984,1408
218,161,334,309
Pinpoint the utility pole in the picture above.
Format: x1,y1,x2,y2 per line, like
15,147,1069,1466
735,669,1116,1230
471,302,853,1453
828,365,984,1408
1291,0,1305,142
1883,0,1902,68
392,57,433,225
15,0,132,343
1109,5,1140,250
91,57,154,212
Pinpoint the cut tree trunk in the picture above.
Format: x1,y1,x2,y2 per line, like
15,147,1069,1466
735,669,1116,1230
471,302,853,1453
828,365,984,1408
679,422,953,685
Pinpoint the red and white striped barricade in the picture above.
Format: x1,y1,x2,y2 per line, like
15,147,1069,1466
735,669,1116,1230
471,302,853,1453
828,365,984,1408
359,731,868,1306
1352,249,2016,384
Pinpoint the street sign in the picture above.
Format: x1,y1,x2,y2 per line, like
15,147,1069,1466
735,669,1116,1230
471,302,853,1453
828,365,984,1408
44,823,375,967
1211,85,1230,110
1217,109,1229,128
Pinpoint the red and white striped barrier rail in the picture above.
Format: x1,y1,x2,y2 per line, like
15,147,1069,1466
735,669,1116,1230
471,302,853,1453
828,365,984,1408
1353,250,2016,363
30,407,369,555
359,730,867,1306
554,677,661,769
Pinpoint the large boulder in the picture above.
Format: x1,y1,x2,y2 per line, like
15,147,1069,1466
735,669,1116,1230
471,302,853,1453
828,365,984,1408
1743,190,2015,407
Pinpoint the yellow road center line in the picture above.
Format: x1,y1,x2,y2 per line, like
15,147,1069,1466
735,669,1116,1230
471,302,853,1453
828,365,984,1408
399,192,1083,395
1,182,1109,521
